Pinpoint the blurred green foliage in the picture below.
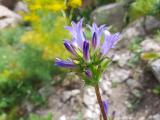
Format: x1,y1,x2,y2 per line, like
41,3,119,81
141,52,160,61
0,27,55,120
19,113,52,120
0,0,82,120
129,0,160,21
153,85,160,95
128,37,143,67
0,0,83,119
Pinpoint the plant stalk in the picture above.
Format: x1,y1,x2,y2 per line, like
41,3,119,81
95,84,108,120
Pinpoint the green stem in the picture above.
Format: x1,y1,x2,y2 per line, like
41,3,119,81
95,84,108,120
69,8,74,21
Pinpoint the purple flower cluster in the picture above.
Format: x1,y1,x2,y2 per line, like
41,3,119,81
55,19,120,85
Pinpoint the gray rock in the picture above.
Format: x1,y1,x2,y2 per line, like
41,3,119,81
84,109,99,120
59,115,66,120
112,51,132,67
91,3,125,31
150,59,160,82
149,114,160,120
139,116,145,120
117,18,145,49
100,77,112,95
38,86,53,99
126,79,141,90
131,89,141,98
152,114,160,120
0,5,21,29
62,89,80,102
141,38,160,52
83,87,100,120
145,16,160,31
22,101,34,113
14,1,28,13
0,0,18,9
110,69,131,83
83,87,96,106
118,16,160,49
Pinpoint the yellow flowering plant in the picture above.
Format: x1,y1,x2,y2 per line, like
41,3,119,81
68,0,82,8
0,0,82,119
21,0,83,60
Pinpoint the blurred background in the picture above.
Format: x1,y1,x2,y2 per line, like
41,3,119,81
0,0,160,120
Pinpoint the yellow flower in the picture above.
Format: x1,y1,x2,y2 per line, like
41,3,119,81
2,70,10,78
46,3,66,12
68,0,82,8
23,13,39,22
29,3,42,10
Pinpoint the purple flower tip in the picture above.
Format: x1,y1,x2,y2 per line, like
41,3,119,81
92,32,97,49
64,40,76,56
64,18,85,50
55,58,75,68
83,41,90,61
103,100,108,115
85,69,92,78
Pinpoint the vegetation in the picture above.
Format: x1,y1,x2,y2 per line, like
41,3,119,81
129,0,160,21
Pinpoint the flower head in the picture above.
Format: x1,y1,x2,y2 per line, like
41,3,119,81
55,19,120,86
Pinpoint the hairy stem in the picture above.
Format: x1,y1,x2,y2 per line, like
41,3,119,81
95,84,108,120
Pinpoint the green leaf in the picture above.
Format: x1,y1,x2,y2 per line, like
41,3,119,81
141,52,160,61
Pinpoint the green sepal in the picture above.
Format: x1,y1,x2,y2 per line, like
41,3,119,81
100,58,111,71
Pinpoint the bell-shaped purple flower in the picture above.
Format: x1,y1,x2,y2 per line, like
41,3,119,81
85,69,92,79
55,58,76,68
88,23,106,49
65,19,85,50
64,40,76,56
101,32,120,56
83,41,90,61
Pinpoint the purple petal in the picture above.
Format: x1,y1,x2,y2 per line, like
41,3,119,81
78,18,83,29
65,19,85,50
101,35,112,55
104,30,111,36
93,23,98,30
111,32,120,43
71,38,78,47
89,23,107,49
83,41,90,61
92,32,97,49
55,58,75,68
64,26,73,32
85,69,92,78
103,100,108,115
101,33,120,56
64,40,76,55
